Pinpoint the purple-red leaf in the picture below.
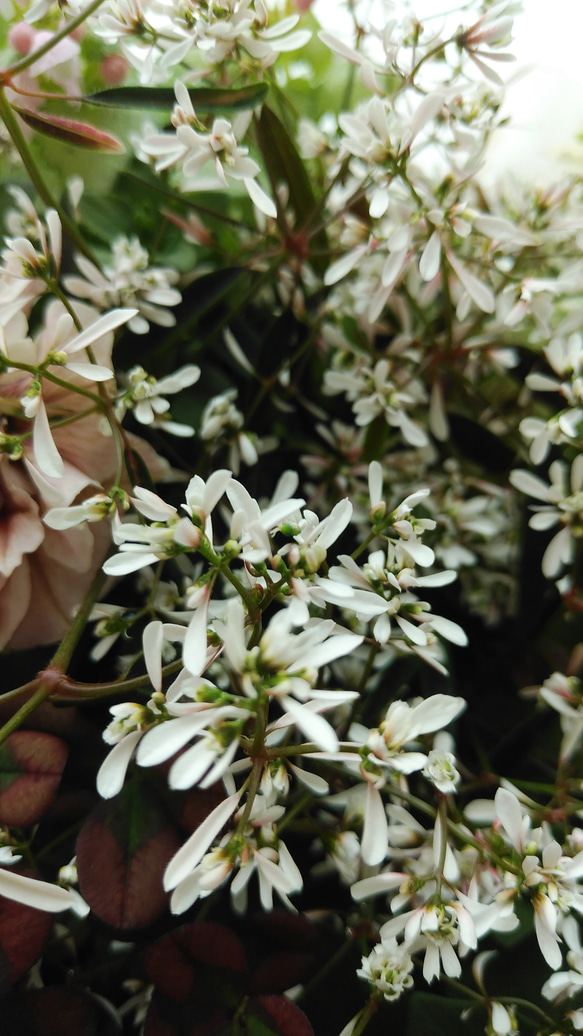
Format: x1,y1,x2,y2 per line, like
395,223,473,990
144,922,247,1002
11,104,124,152
248,912,318,994
144,992,230,1036
174,783,225,833
1,986,122,1035
0,731,68,827
245,995,314,1036
0,884,52,993
76,780,180,929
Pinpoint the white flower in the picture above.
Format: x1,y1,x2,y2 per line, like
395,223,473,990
116,363,200,435
44,492,119,530
422,749,461,794
215,600,362,752
363,695,466,776
356,937,414,1001
0,195,61,317
140,82,276,218
3,307,136,479
510,457,583,578
535,671,583,761
64,235,181,334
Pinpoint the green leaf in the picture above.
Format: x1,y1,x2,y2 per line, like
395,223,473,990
84,83,269,113
255,106,328,274
407,993,480,1036
10,105,123,152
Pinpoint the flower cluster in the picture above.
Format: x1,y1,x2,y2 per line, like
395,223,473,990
4,0,583,1032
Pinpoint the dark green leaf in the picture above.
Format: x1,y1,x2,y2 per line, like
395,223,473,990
84,83,269,113
255,106,328,274
407,993,480,1036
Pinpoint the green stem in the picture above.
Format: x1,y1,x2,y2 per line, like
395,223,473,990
0,680,57,748
0,89,98,265
0,565,108,747
9,359,104,406
54,658,185,701
45,284,127,477
276,789,314,834
235,757,263,835
0,677,42,705
494,997,556,1028
51,566,108,673
50,283,84,332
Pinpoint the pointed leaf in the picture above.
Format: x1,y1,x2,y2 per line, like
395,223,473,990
255,105,328,274
11,105,123,152
84,83,269,113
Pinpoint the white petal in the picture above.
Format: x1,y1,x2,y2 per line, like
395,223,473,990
137,713,211,767
368,461,383,508
302,632,363,670
542,527,572,578
163,792,240,891
410,695,466,737
102,551,159,576
281,695,338,752
509,469,551,501
289,762,328,795
33,398,64,478
96,729,143,799
64,362,113,381
183,604,209,678
426,615,468,646
361,783,388,866
395,615,427,645
324,245,368,286
0,869,73,913
244,177,276,219
64,308,138,355
495,787,524,852
132,487,177,521
446,249,495,313
143,620,163,692
351,872,404,901
419,230,442,281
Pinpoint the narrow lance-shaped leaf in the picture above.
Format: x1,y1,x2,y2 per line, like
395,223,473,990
10,105,123,152
84,83,269,112
255,105,329,274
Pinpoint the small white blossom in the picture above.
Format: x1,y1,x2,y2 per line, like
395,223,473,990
64,235,181,334
356,937,414,1001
